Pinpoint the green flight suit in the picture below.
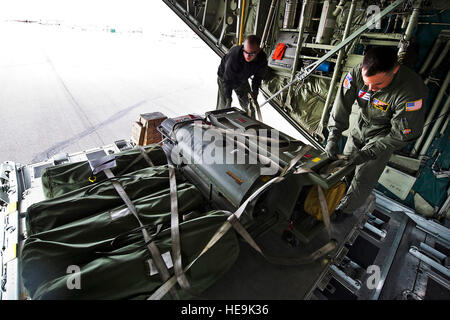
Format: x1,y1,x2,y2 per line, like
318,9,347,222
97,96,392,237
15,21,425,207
327,63,428,214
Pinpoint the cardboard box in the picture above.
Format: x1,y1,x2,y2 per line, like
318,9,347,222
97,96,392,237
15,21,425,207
143,129,163,145
137,112,167,145
131,121,145,146
139,112,167,128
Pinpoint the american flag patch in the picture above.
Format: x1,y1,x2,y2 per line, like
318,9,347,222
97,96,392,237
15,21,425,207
402,128,411,135
405,99,423,111
358,90,371,101
343,73,352,89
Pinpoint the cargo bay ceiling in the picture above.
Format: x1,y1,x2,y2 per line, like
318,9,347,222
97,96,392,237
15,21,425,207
162,0,450,151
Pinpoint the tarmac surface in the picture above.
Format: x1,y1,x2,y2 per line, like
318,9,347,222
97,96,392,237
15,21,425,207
0,9,303,165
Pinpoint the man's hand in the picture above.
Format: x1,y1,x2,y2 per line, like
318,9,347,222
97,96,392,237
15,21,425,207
325,139,339,160
349,149,376,165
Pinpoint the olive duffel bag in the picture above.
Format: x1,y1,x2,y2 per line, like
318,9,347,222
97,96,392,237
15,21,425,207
27,165,180,235
23,210,239,300
41,144,167,199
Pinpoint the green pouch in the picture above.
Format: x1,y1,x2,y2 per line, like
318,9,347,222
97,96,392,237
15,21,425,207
41,144,167,199
21,182,204,297
27,165,182,235
25,211,239,300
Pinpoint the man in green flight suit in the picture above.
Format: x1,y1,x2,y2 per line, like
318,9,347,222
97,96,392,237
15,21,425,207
325,46,428,220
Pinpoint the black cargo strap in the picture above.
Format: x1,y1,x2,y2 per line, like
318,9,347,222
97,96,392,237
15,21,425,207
168,164,192,291
149,145,339,300
103,168,180,300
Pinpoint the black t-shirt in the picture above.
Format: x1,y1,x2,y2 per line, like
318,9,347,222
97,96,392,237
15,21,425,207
217,45,267,100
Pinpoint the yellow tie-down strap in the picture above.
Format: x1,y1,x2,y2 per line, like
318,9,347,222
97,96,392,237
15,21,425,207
6,201,17,215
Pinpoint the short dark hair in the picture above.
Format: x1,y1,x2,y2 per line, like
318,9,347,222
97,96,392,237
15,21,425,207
245,35,261,47
362,47,398,76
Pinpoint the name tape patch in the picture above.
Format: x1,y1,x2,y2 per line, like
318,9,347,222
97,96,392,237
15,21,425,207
371,98,389,112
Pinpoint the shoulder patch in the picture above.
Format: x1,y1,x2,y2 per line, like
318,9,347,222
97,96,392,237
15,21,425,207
402,128,412,135
358,90,371,101
343,73,352,89
405,99,423,111
371,98,389,112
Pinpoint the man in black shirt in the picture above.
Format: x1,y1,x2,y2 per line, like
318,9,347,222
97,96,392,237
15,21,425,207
217,35,267,116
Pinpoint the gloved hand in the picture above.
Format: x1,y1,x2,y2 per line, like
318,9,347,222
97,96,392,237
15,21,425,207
225,98,232,108
325,139,339,160
349,149,376,165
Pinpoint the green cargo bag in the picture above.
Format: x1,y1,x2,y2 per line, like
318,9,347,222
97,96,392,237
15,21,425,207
41,144,167,199
21,182,203,296
27,165,182,235
24,211,239,300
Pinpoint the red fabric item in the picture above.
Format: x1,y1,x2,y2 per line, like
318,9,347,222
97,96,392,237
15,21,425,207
272,43,286,60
